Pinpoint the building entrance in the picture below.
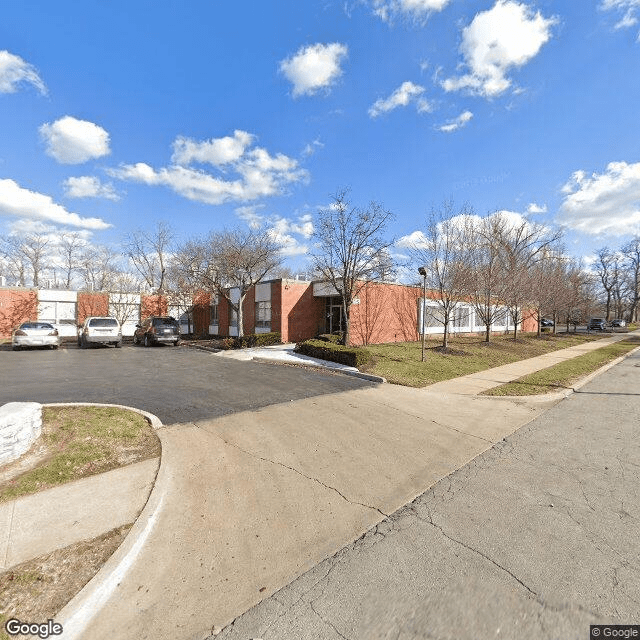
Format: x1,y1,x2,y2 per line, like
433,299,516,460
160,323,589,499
325,298,346,335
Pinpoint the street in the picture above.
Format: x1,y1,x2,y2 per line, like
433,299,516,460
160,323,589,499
212,350,640,640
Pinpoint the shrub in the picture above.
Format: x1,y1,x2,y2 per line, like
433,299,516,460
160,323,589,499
316,333,342,344
295,339,373,368
219,332,282,349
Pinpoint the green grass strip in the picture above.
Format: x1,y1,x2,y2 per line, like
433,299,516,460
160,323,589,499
482,338,640,396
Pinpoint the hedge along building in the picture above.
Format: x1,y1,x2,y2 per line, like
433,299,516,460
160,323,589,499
191,278,536,345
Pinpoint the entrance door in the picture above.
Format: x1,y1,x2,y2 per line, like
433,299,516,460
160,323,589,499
325,298,345,334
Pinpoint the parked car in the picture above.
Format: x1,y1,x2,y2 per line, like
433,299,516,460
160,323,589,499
588,318,608,331
611,318,626,327
12,322,60,350
540,318,554,328
133,316,180,347
78,317,122,348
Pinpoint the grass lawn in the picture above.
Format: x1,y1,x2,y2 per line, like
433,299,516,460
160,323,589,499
482,336,640,396
363,332,606,387
0,405,161,503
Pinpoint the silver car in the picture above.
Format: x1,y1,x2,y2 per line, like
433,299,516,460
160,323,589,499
12,322,61,350
78,317,122,348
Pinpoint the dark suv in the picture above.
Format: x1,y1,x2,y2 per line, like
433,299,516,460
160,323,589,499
134,316,180,347
588,318,607,331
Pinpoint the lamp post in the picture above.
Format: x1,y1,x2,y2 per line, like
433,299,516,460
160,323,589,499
418,266,427,362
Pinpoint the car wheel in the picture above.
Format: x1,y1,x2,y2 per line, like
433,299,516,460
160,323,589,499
133,334,139,345
80,336,87,349
144,334,150,347
115,340,122,348
173,339,179,346
12,345,20,351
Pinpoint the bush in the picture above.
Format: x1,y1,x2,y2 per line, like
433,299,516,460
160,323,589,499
316,333,342,344
295,339,373,368
219,332,282,350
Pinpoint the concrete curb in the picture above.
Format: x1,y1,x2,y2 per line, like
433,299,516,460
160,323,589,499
44,402,163,430
56,404,166,640
251,355,387,384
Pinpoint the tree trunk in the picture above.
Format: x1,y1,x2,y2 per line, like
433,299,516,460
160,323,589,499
236,298,244,337
342,299,351,346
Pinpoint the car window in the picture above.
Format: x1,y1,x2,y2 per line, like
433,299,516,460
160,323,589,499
89,318,119,327
152,317,178,327
20,322,53,330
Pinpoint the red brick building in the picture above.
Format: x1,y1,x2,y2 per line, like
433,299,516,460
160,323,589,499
0,281,536,344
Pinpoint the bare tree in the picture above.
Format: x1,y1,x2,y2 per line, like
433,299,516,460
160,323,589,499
57,232,85,289
0,236,28,286
621,237,640,322
177,227,283,337
464,212,510,342
79,245,120,291
124,221,173,293
496,217,562,340
595,247,619,321
409,202,473,349
311,189,395,346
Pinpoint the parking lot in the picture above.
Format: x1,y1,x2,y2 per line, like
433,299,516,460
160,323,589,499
0,342,372,424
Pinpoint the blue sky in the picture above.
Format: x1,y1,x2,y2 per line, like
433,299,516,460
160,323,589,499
1,0,639,277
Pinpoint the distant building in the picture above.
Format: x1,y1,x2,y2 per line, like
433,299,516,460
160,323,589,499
0,280,536,343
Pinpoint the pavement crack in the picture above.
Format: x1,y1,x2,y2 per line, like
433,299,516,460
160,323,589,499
210,431,388,518
309,600,352,640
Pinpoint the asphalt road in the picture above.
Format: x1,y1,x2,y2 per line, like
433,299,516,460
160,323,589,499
0,342,372,424
212,350,640,640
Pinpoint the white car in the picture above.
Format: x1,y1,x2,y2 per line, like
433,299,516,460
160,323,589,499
78,317,122,348
12,322,61,350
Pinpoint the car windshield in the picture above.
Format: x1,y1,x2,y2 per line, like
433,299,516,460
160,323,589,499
20,322,53,330
89,318,118,327
152,317,178,327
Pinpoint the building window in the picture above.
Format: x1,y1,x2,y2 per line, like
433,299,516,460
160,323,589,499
229,307,238,328
211,301,219,324
255,301,271,330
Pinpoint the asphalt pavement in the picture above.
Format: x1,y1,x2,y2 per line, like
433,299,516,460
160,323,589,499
0,343,372,424
210,350,640,640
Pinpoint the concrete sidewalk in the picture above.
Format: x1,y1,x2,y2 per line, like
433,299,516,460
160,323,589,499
427,331,636,395
0,458,158,570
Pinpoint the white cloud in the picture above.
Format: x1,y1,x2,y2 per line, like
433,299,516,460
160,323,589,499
280,43,348,97
371,0,451,23
527,202,547,214
110,132,309,206
171,130,254,166
558,161,640,236
600,0,640,32
0,178,111,229
368,81,433,118
39,116,111,164
63,176,120,201
235,204,265,229
437,110,473,132
396,230,429,249
268,217,311,256
0,50,46,94
442,1,556,97
302,139,324,158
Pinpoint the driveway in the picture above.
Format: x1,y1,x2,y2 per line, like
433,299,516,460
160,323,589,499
0,343,373,424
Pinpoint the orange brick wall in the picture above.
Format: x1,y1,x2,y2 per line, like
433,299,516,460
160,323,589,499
349,282,421,345
77,292,109,325
275,281,324,343
141,295,167,318
0,289,38,338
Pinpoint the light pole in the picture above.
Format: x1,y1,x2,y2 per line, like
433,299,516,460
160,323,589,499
418,266,427,362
